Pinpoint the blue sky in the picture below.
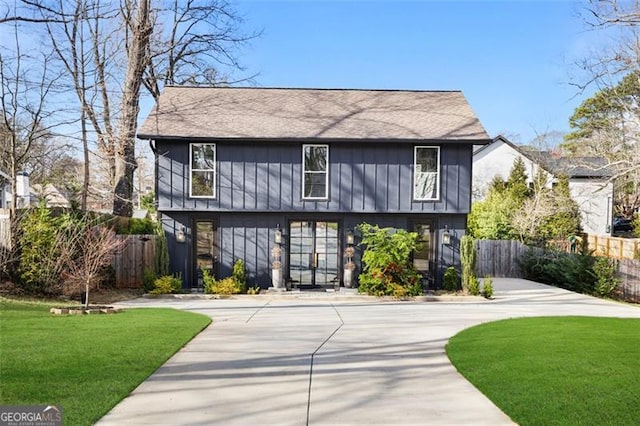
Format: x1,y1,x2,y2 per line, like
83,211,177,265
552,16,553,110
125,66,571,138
234,0,597,145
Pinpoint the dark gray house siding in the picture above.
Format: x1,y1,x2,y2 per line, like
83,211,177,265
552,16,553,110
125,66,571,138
156,139,472,289
161,211,466,289
157,141,472,213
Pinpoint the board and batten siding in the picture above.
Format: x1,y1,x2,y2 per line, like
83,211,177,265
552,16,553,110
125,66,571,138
157,140,472,214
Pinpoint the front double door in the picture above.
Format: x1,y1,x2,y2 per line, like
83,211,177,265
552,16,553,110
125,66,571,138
289,221,339,287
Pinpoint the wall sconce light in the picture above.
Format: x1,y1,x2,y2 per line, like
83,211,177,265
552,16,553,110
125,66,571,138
346,230,355,245
274,224,282,245
176,227,186,244
442,226,451,246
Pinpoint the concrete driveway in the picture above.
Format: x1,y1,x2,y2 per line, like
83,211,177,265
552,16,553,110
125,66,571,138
98,279,640,425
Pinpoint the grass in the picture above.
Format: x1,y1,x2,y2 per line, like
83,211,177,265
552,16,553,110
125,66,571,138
446,316,640,426
0,298,211,425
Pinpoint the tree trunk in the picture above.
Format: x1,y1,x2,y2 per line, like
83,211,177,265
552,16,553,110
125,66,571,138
112,0,151,217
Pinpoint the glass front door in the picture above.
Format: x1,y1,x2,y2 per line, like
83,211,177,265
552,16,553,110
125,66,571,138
194,221,217,289
413,223,434,287
289,221,339,287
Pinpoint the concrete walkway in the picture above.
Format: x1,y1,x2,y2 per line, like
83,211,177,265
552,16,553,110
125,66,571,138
97,279,640,425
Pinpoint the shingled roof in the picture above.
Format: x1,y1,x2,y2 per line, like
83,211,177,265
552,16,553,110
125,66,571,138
138,87,490,142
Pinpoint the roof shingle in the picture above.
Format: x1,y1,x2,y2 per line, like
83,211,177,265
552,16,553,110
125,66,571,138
138,87,490,142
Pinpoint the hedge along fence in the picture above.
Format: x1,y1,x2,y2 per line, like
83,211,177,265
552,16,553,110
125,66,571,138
475,239,640,304
112,235,156,288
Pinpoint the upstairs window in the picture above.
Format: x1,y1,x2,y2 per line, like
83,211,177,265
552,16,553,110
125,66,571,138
190,143,216,198
303,144,329,199
413,146,440,200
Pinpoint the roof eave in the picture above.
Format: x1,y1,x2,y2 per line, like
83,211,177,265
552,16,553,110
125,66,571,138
137,134,492,144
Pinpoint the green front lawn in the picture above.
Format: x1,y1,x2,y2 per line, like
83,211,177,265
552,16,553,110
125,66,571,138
446,316,640,426
0,299,211,425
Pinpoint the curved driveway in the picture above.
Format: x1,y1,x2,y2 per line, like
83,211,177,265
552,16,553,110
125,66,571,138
98,279,640,425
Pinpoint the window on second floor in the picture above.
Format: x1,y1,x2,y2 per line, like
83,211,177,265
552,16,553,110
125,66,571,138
413,146,440,200
190,143,216,198
303,144,329,199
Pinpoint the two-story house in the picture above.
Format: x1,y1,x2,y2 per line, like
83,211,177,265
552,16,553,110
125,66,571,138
138,87,490,290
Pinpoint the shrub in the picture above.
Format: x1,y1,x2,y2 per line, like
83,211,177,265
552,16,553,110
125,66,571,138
202,269,216,294
592,257,620,298
443,267,460,292
247,286,260,295
97,264,116,289
232,259,247,292
150,275,182,294
356,223,422,297
142,268,157,293
460,235,476,292
518,247,596,294
468,274,481,296
18,202,64,294
210,277,243,295
114,217,156,235
482,275,494,299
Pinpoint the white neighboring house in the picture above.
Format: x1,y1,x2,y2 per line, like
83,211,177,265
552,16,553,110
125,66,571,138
473,135,614,236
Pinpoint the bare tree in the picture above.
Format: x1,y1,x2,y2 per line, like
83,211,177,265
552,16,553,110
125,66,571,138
57,218,125,307
143,0,257,100
112,0,152,217
16,0,256,216
0,21,63,215
566,1,640,216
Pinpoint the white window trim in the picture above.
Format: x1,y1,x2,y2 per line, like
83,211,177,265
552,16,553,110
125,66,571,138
302,144,329,200
189,142,216,199
413,146,440,201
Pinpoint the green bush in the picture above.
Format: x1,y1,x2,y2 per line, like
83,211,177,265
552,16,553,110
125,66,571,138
114,217,157,235
150,275,182,294
468,274,481,296
482,275,494,299
18,203,67,295
593,257,620,298
202,269,216,294
247,286,260,295
232,259,247,292
460,235,476,292
518,247,596,294
356,223,422,297
142,268,157,293
443,267,460,292
210,277,243,295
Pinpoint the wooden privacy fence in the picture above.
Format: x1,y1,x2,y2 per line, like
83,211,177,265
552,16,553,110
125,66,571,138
475,239,531,278
618,259,640,303
0,216,10,249
112,234,156,288
587,235,639,260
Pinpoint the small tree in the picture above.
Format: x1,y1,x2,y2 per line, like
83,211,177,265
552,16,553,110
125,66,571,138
460,235,476,293
57,217,125,307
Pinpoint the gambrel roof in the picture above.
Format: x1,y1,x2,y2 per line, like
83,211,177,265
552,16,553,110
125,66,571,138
138,87,490,142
